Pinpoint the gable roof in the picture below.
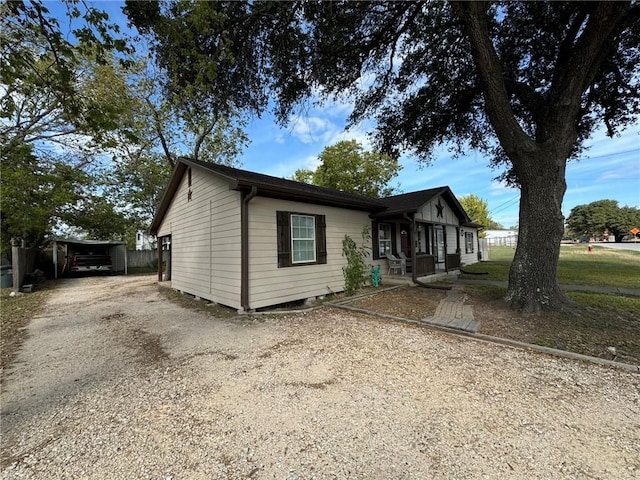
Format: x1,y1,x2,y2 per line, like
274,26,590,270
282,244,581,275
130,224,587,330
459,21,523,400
150,157,386,234
375,186,476,225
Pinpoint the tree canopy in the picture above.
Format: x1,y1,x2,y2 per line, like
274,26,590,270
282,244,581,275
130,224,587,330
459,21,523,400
458,195,502,235
567,200,640,241
126,0,640,312
292,140,401,198
1,0,132,156
1,1,249,251
1,1,134,250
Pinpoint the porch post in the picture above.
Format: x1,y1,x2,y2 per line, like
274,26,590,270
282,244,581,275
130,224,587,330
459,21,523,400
444,227,449,273
411,217,417,283
157,238,163,282
53,240,58,279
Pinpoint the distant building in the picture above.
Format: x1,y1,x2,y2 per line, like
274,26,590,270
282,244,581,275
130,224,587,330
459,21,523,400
135,231,156,251
484,229,518,246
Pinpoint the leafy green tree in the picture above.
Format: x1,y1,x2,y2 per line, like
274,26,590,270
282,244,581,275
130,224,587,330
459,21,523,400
1,1,137,250
0,145,90,251
291,169,314,184
102,152,173,230
310,140,400,198
567,200,640,241
458,195,502,236
60,194,134,244
126,1,640,313
1,0,131,156
2,0,249,249
100,57,249,236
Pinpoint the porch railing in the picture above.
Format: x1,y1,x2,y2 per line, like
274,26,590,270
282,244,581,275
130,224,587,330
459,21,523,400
445,253,461,271
415,254,436,276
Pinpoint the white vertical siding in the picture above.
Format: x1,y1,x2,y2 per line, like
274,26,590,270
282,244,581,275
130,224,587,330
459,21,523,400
247,197,372,309
445,225,459,255
460,231,479,266
415,196,458,224
156,168,242,309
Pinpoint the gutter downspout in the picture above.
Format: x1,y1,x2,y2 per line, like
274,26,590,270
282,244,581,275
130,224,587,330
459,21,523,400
240,186,258,312
403,213,417,284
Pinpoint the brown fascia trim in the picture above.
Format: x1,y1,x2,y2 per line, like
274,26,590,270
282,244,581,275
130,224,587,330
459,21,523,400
149,162,188,235
233,182,386,213
371,209,418,220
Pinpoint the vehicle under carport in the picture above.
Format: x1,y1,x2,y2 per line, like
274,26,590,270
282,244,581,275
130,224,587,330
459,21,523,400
52,239,128,278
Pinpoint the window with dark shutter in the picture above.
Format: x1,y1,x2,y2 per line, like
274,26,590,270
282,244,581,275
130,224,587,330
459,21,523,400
315,215,327,264
465,232,474,253
372,221,397,259
277,211,327,267
277,211,291,267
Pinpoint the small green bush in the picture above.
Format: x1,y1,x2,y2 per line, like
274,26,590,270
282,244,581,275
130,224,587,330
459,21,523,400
342,227,371,296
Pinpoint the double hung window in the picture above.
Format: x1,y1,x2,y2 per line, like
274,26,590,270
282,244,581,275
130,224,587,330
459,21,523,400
378,223,392,257
277,211,327,267
291,214,316,263
465,232,474,253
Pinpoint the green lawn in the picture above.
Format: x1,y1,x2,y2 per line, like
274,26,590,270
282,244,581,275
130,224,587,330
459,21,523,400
462,244,640,288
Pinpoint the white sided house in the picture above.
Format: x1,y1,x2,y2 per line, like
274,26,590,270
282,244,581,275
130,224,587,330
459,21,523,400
150,158,481,311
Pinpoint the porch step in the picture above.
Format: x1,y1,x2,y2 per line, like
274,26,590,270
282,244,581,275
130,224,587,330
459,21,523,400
421,316,481,333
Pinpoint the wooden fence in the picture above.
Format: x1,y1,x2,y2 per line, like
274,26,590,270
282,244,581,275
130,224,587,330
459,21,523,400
11,246,37,291
127,249,157,268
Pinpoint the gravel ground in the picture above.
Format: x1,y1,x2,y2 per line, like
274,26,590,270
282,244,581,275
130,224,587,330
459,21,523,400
1,275,639,479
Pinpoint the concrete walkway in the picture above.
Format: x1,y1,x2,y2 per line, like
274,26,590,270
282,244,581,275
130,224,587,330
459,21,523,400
457,278,640,297
421,285,481,333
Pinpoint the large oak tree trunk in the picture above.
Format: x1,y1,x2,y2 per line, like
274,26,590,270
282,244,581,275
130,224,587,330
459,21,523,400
505,152,570,313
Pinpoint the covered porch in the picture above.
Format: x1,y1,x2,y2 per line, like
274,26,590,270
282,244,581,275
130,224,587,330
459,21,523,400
373,217,463,279
372,187,480,284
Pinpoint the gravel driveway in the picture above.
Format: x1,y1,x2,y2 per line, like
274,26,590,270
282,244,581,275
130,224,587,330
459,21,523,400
1,275,638,479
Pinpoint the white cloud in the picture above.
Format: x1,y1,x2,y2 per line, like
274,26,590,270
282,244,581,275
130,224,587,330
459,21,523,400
580,123,640,159
303,154,321,170
326,125,371,148
289,115,336,144
488,179,513,195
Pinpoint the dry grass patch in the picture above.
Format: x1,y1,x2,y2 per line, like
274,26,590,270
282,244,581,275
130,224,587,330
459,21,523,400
0,284,52,382
467,285,640,365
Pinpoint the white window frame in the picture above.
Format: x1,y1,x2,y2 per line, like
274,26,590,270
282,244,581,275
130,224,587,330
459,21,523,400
378,223,392,257
291,214,316,264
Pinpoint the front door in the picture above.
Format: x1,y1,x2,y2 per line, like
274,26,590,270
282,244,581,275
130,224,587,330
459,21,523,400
400,223,412,257
435,227,445,264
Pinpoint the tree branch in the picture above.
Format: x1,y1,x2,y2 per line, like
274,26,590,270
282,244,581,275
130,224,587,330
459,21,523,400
546,2,637,143
145,97,174,168
452,1,536,159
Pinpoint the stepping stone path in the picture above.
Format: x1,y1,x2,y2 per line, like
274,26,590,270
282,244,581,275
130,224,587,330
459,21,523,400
422,286,480,333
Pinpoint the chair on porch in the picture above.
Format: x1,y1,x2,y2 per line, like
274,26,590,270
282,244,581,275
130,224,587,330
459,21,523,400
385,253,406,275
397,252,412,273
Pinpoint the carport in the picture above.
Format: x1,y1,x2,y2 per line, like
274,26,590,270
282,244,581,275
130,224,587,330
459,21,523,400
52,239,128,278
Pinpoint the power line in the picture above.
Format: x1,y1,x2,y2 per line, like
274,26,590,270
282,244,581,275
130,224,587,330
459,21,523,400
490,195,520,215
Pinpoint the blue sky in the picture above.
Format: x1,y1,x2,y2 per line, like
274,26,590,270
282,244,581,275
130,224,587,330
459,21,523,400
72,2,640,228
241,107,639,228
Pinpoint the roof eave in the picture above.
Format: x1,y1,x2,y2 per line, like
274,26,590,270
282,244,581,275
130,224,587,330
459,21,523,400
371,208,418,219
234,181,386,212
150,162,188,235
